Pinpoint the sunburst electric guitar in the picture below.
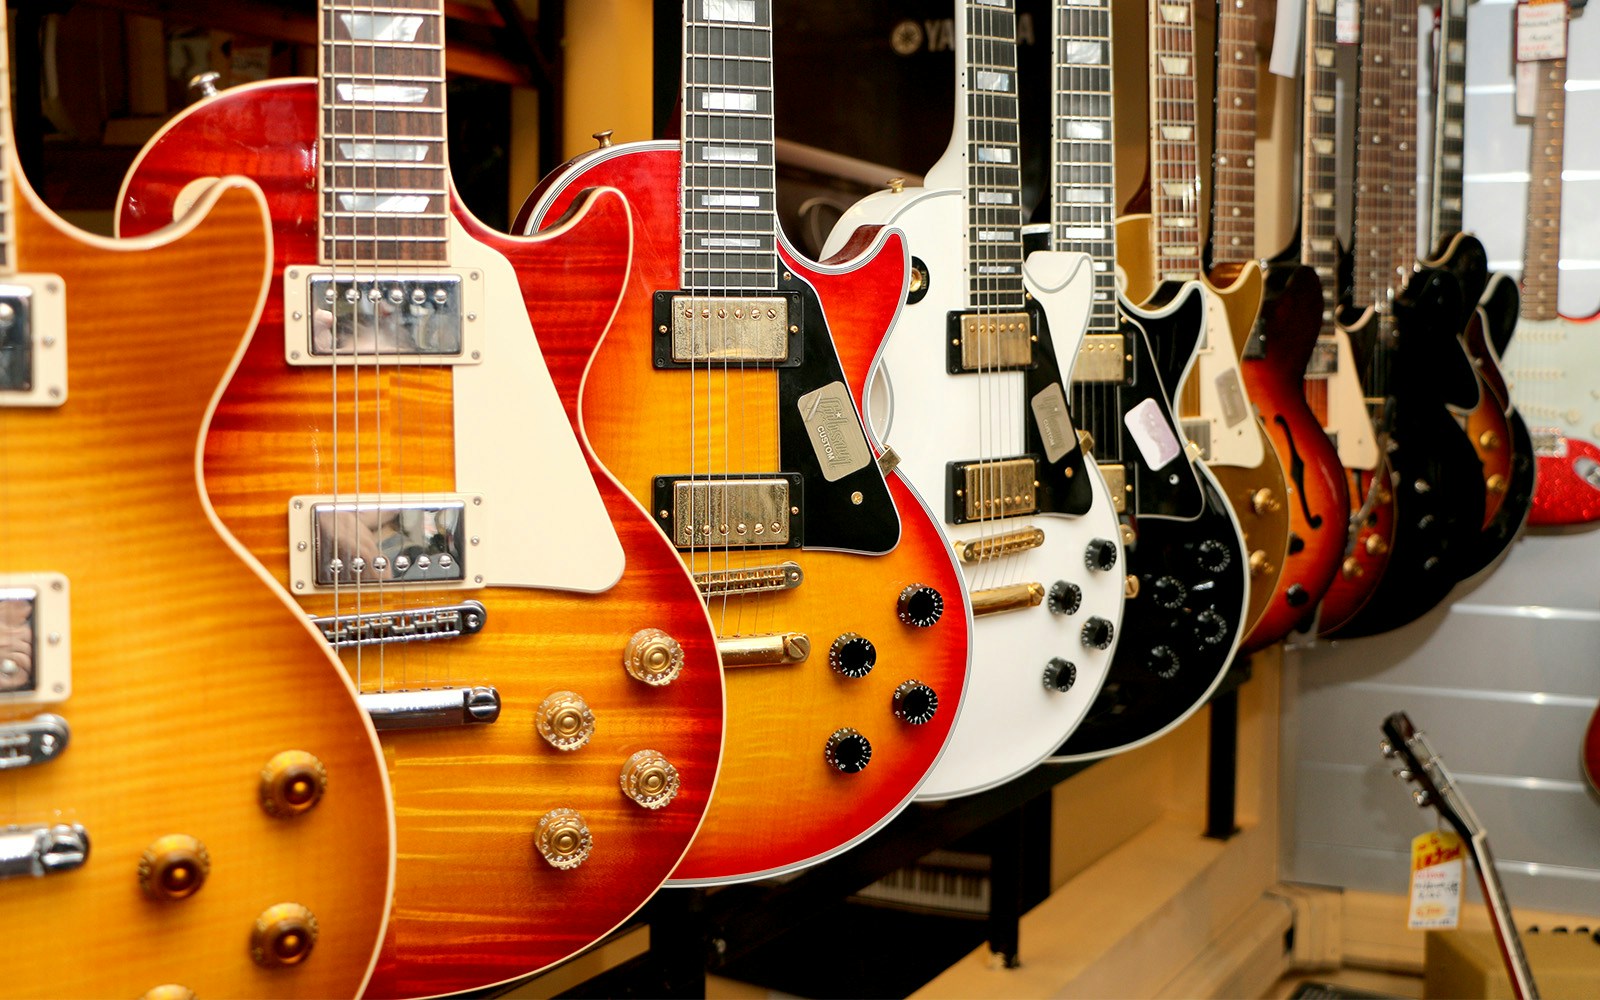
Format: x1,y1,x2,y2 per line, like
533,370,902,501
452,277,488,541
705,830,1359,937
0,31,393,1000
117,1,724,995
821,0,1123,800
520,0,971,883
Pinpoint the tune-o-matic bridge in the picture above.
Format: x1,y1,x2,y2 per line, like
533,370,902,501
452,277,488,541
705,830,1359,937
952,526,1045,564
653,474,803,550
945,456,1038,525
282,269,484,365
693,561,804,598
0,277,67,407
288,495,481,592
0,575,70,704
310,601,487,648
651,290,804,369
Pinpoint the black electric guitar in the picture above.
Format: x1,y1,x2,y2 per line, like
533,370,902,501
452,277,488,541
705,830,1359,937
1381,712,1540,1000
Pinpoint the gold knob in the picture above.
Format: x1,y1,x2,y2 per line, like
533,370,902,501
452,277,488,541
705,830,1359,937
592,129,614,148
1341,556,1364,579
535,808,592,870
537,691,596,751
624,628,683,686
1119,523,1136,547
141,987,196,1000
1487,473,1508,495
1124,574,1140,599
1365,534,1390,556
620,749,680,809
250,902,319,967
888,176,905,193
1250,488,1281,515
1248,550,1275,577
138,834,210,901
908,263,927,294
1479,430,1501,450
259,750,328,818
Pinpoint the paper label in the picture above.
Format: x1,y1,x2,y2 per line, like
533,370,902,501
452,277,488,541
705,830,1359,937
1515,60,1540,117
1517,1,1567,63
797,381,872,482
1408,829,1465,930
1124,397,1184,471
1336,0,1360,45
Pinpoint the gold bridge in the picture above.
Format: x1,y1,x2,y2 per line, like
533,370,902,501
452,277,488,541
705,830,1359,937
957,458,1039,521
956,312,1033,371
716,633,811,667
694,561,804,598
953,526,1045,564
970,582,1045,617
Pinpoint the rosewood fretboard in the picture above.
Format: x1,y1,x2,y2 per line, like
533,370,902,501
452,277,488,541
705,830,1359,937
1148,0,1204,281
1301,0,1342,325
1522,52,1568,323
963,0,1027,311
1052,0,1117,336
1211,0,1257,260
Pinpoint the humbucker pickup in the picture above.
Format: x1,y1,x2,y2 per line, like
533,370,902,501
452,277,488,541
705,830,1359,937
652,474,803,550
947,311,1034,374
1073,333,1130,383
0,275,68,407
945,457,1039,525
1305,335,1340,378
0,575,71,704
282,269,484,365
651,291,804,368
287,495,483,592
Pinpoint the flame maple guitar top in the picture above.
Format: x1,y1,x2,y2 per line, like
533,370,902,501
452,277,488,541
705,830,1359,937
525,143,970,884
0,175,392,996
117,81,724,997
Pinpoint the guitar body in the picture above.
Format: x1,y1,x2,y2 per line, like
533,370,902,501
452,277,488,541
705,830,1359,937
0,175,392,995
522,141,970,883
1053,282,1250,761
118,80,724,996
819,183,1124,799
1501,307,1600,526
1229,259,1350,648
1585,704,1600,794
1323,268,1485,638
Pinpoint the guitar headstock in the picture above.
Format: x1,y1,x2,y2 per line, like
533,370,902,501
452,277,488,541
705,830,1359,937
1380,711,1482,844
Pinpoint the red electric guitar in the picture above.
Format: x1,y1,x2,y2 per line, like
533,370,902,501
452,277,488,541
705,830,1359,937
117,0,725,994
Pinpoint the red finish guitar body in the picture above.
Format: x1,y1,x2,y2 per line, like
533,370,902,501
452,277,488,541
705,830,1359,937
118,80,724,997
1584,703,1600,794
523,143,971,884
1316,464,1399,634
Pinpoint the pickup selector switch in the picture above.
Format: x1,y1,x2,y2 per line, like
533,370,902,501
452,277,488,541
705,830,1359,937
1080,616,1115,650
1146,645,1181,679
1194,609,1229,646
1043,658,1077,693
896,584,944,627
891,680,939,724
1195,539,1233,573
1084,538,1118,571
829,633,877,678
1047,581,1082,616
1150,576,1187,609
824,728,873,773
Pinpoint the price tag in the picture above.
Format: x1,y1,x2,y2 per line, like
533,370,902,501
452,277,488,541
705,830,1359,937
1516,60,1540,117
1336,0,1360,45
1408,829,1465,930
1517,0,1567,63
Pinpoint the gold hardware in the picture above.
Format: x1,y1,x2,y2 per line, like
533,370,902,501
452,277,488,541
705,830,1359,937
669,477,792,548
1075,334,1127,382
1342,556,1364,579
961,458,1039,521
1365,534,1389,556
1098,462,1128,513
888,176,906,193
535,808,592,870
953,526,1045,564
624,628,684,686
1249,550,1275,577
717,632,812,667
1076,429,1095,454
592,129,614,148
693,561,804,598
259,750,328,818
851,491,864,505
141,987,196,1000
1120,523,1136,546
537,691,596,751
1487,473,1508,495
620,749,680,809
1250,488,1281,515
1479,430,1501,450
139,835,210,901
877,446,902,475
956,312,1033,370
250,902,319,967
669,295,791,362
971,582,1046,617
908,264,926,295
1125,574,1140,599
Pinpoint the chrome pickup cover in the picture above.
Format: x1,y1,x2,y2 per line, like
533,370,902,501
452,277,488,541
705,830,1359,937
283,269,484,366
288,495,481,592
0,714,70,770
311,601,486,648
0,276,67,407
0,575,71,704
0,823,88,880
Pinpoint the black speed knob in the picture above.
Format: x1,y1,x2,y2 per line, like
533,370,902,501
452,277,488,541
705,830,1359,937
1194,609,1229,646
1285,583,1310,608
1080,616,1115,650
891,680,938,725
1084,538,1119,572
1195,538,1233,573
1150,575,1187,609
896,584,944,627
829,633,876,678
1047,580,1082,616
823,728,873,773
1146,644,1181,679
1043,658,1077,693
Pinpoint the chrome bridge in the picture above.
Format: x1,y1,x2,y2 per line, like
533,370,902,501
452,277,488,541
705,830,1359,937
283,270,483,365
359,687,501,730
0,823,88,880
694,562,804,598
0,277,68,407
311,601,487,648
0,714,69,770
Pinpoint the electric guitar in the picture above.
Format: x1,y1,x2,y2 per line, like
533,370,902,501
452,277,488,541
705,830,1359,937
519,0,971,882
1499,17,1600,525
1382,712,1541,1000
1041,0,1249,762
1584,702,1599,794
1319,0,1484,639
818,0,1123,800
1208,0,1349,650
0,23,394,997
117,1,725,994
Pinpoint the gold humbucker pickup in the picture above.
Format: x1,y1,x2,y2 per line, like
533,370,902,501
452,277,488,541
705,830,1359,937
953,526,1045,564
653,475,800,550
0,574,71,705
1098,461,1129,513
950,311,1034,372
652,291,803,368
694,561,805,598
1073,333,1129,383
947,457,1038,524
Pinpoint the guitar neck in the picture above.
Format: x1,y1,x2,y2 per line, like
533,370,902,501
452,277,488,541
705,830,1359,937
1211,0,1257,262
0,9,14,277
319,0,451,265
1522,52,1568,323
1430,0,1469,244
1301,0,1340,321
680,0,780,292
1148,0,1204,282
1052,0,1117,335
1350,0,1397,310
1386,0,1422,278
1471,832,1541,1000
961,0,1027,310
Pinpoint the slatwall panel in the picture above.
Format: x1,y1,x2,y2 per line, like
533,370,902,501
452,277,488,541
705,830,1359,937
1283,0,1600,916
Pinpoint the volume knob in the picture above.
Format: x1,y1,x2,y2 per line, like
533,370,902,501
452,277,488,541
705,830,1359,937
1150,575,1186,609
138,834,210,901
259,750,327,818
250,902,319,968
896,584,944,627
1146,645,1181,679
624,628,683,686
824,728,873,773
1195,609,1230,646
1043,658,1077,693
535,808,593,869
1195,539,1233,573
1084,538,1118,571
620,749,680,809
1047,580,1082,616
1080,616,1115,650
891,680,939,725
829,633,877,678
537,691,596,751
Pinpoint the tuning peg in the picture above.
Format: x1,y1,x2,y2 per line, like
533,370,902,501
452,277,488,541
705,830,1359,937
1379,739,1396,758
1412,788,1432,807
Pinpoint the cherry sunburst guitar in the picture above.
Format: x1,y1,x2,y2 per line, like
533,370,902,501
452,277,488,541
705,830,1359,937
117,1,724,994
1041,0,1249,762
520,0,971,882
0,22,394,995
819,0,1124,800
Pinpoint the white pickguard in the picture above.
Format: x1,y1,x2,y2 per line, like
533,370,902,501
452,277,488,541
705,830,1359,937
824,185,1126,800
1319,327,1381,471
1502,316,1600,448
1186,288,1265,467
